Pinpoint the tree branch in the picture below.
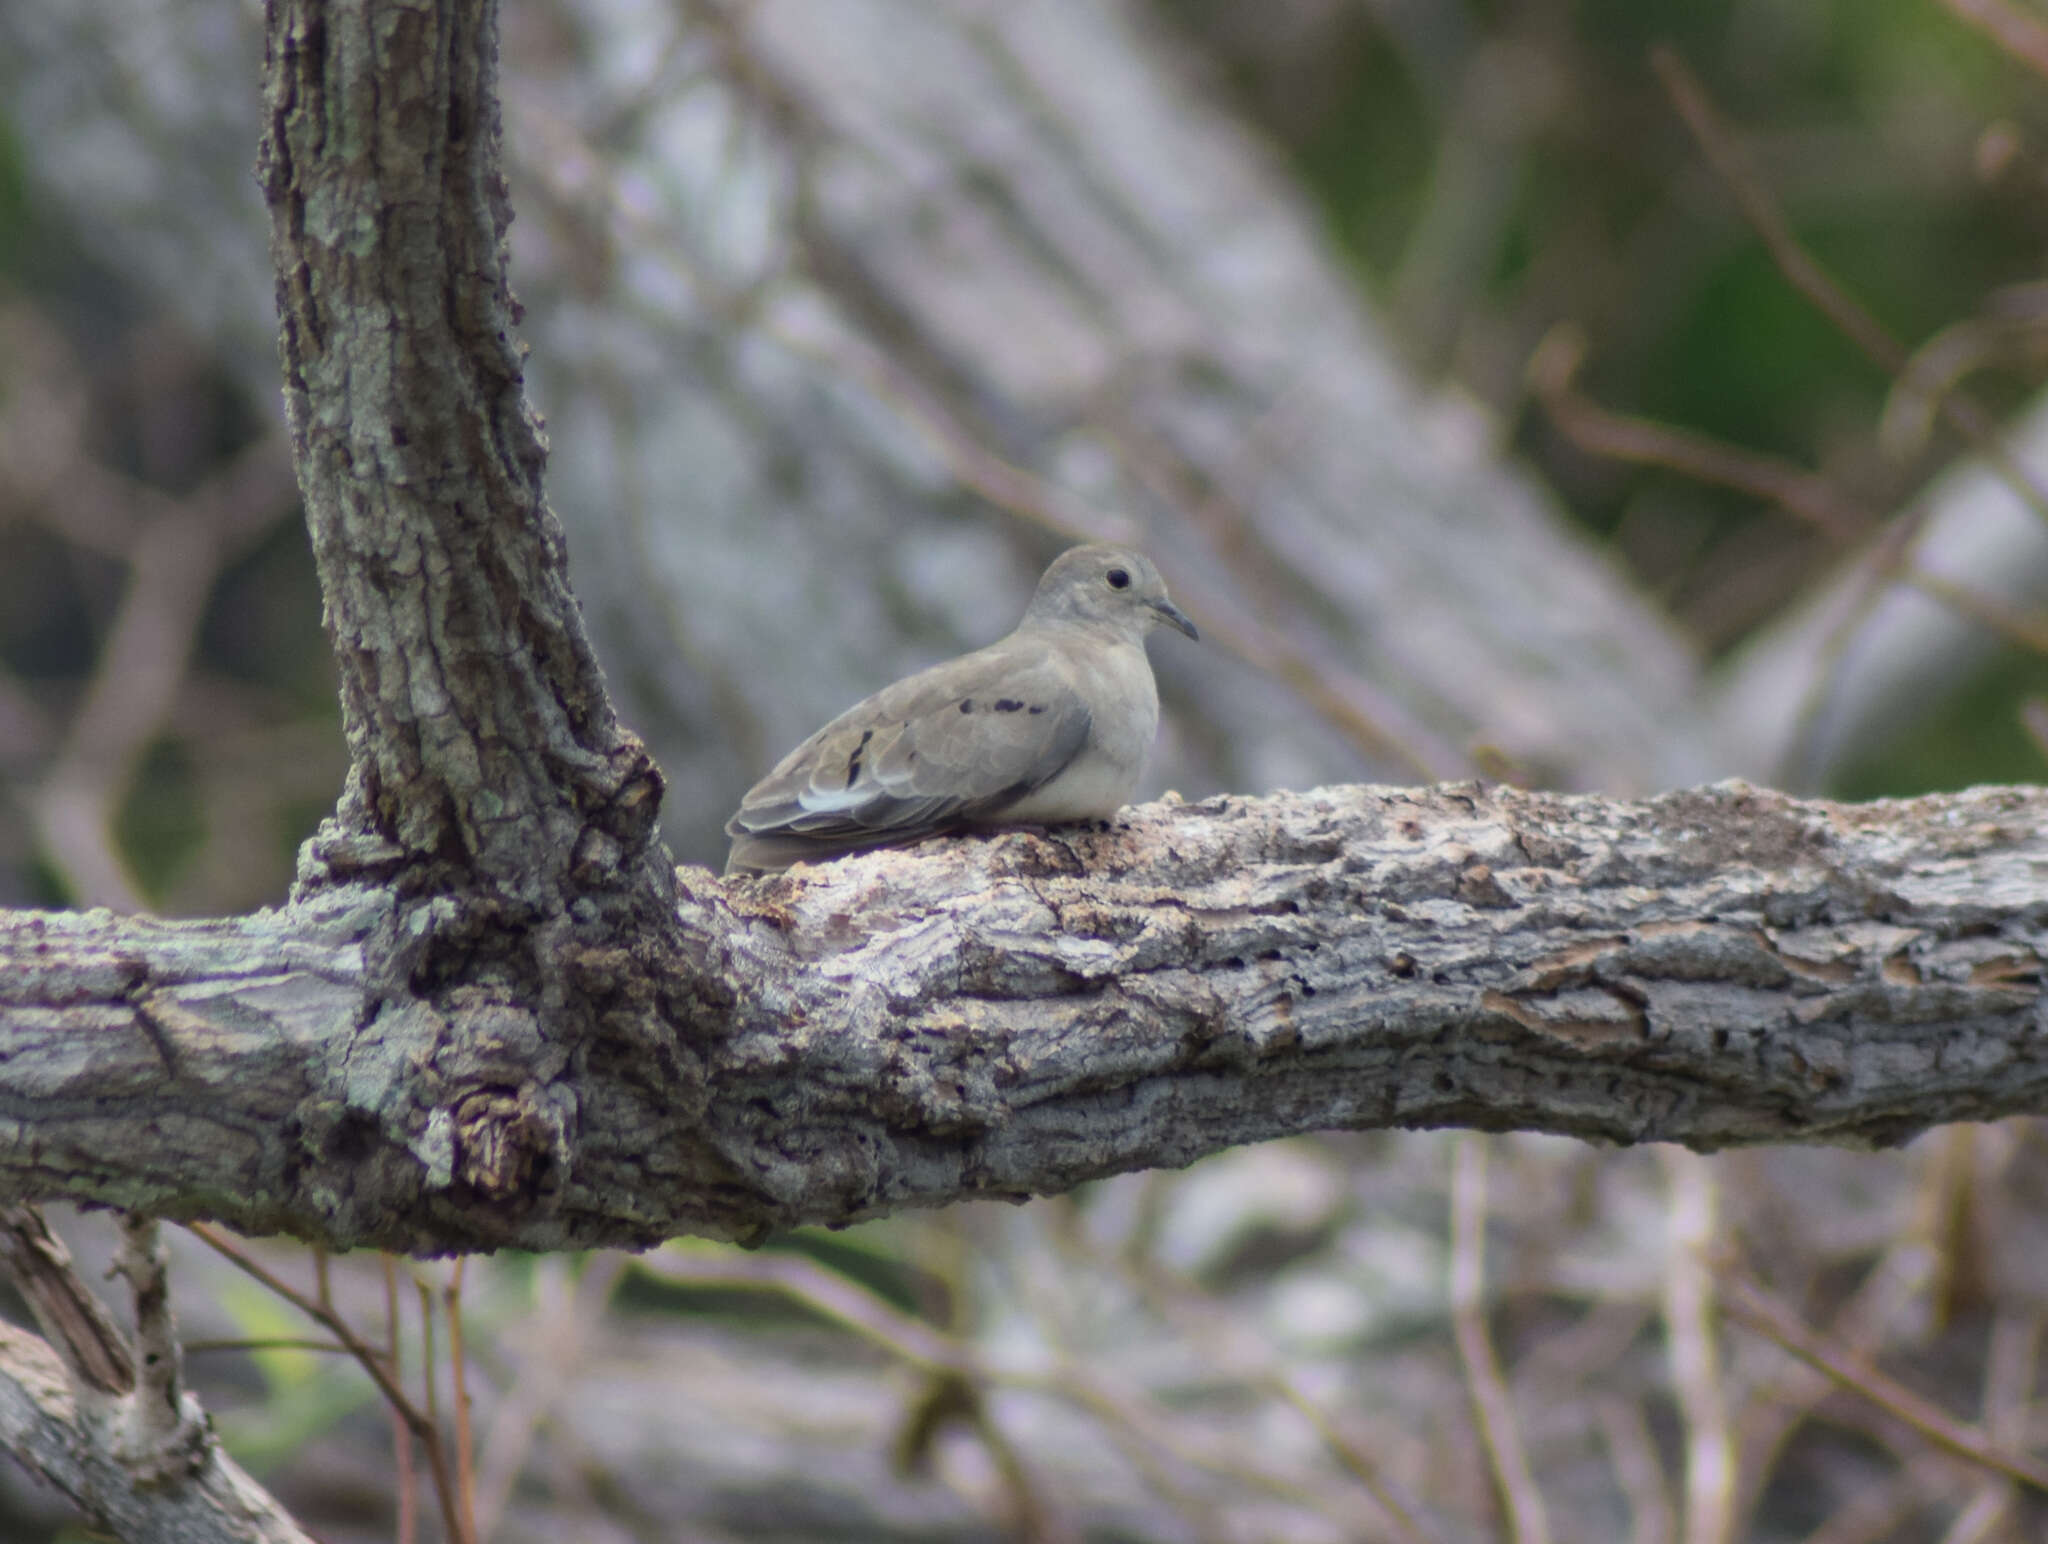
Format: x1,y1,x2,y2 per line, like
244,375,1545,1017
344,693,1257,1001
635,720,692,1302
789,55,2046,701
2,779,2045,1251
258,0,662,903
0,1209,313,1542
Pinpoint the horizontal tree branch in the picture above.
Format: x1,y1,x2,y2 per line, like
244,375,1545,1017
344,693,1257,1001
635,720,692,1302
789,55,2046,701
2,779,2043,1253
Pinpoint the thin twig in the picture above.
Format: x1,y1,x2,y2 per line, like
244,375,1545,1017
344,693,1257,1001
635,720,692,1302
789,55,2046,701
1532,325,2048,661
640,1243,968,1373
16,427,297,910
797,303,1454,781
471,1253,628,1542
1652,50,1899,370
1040,1363,1352,1532
1897,569,2048,654
1652,41,2048,774
1595,1397,1677,1544
1088,399,1459,780
1936,1487,2015,1544
1651,46,2048,529
382,1253,401,1368
187,1222,469,1544
1530,324,1867,540
1934,0,2048,84
393,1399,418,1544
1937,1307,2043,1543
1717,1267,2048,1494
184,1337,355,1356
112,1215,201,1471
1660,1149,1734,1544
1879,309,2048,461
642,1245,1074,1539
1449,1135,1550,1544
385,1253,417,1544
1032,1371,1236,1544
0,1203,134,1396
954,1376,1077,1544
1727,1228,1940,1533
417,1277,438,1429
446,1259,478,1544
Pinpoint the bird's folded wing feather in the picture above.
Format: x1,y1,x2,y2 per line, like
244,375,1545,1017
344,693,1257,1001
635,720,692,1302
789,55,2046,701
727,638,1091,847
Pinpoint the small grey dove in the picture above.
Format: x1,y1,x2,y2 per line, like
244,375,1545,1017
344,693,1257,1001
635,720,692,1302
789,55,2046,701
725,543,1197,875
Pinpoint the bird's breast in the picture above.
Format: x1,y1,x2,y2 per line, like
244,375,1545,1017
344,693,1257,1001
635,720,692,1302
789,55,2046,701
999,635,1159,823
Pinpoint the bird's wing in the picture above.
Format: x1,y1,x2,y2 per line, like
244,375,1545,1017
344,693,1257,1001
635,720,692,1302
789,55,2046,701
726,635,1091,864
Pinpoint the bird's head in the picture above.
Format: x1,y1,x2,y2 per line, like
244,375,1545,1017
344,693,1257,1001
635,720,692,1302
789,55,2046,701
1024,543,1199,642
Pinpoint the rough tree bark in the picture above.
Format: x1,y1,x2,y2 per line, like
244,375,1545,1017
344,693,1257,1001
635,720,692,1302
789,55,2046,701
0,1211,312,1543
4,778,2048,1251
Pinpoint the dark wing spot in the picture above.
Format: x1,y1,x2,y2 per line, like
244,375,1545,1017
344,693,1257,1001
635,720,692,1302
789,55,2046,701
959,699,974,714
1028,705,1046,715
845,728,875,787
993,699,1024,713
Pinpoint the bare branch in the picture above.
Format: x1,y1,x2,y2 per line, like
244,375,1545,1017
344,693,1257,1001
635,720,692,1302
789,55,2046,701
1529,325,1868,542
1450,1136,1550,1544
258,0,663,905
187,1222,471,1544
1717,1267,2048,1495
0,1214,313,1543
0,1206,134,1396
1934,0,2048,85
1659,1150,1734,1544
1,780,2047,1250
108,1216,209,1483
1651,46,2048,530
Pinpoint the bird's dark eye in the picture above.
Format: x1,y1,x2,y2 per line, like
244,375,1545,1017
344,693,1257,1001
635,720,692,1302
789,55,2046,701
1106,568,1131,590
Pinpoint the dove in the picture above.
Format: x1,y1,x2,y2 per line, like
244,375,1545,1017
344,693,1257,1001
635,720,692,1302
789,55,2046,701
724,543,1197,874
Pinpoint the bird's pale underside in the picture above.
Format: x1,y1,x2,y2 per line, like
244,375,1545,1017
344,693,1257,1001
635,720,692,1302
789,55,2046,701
724,544,1198,875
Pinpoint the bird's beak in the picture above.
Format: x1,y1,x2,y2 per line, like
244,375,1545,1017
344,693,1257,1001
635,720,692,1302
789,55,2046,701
1149,598,1199,641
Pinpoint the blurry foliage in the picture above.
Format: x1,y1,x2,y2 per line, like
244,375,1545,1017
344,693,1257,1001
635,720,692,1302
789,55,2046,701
111,737,205,898
1172,0,2048,794
0,117,33,285
0,171,337,913
202,518,347,714
1835,642,2048,798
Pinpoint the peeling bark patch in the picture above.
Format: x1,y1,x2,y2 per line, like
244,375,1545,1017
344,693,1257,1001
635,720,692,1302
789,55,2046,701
1971,956,2043,990
1483,987,1647,1047
1771,939,1856,982
1523,937,1627,992
129,993,190,1080
1457,864,1514,909
454,1087,558,1202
